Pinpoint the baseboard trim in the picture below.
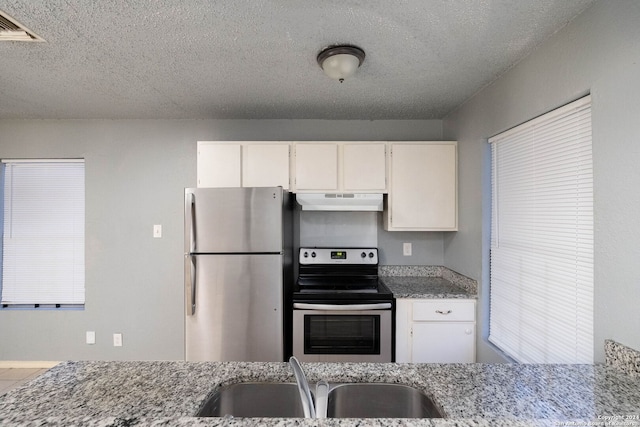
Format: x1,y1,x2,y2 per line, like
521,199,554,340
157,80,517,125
0,361,60,369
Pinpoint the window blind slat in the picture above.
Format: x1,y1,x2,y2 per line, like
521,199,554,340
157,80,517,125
489,95,593,363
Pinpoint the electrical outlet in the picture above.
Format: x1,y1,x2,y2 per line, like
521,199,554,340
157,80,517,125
113,333,123,347
403,242,412,256
86,331,95,345
153,224,162,238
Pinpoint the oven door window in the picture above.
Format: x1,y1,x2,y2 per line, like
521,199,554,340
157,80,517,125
304,314,380,354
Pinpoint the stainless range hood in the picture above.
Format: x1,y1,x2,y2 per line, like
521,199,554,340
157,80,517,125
296,193,383,211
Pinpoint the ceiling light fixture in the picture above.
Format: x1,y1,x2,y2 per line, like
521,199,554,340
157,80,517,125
317,45,365,83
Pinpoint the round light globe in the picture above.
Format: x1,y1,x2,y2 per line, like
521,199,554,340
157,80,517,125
317,46,365,83
321,54,361,82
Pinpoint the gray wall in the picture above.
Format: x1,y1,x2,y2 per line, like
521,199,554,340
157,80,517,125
0,119,442,361
298,211,445,265
378,217,444,266
443,0,640,362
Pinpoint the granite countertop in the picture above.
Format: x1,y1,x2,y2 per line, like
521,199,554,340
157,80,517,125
382,276,476,299
379,265,478,299
1,360,639,426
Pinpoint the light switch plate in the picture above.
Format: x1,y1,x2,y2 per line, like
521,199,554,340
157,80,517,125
153,224,162,238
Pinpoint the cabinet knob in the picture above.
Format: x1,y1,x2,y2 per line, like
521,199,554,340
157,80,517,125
465,329,473,335
435,310,452,315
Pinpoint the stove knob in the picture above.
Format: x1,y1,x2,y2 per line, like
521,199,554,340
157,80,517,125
311,251,316,258
303,251,308,258
368,252,374,258
361,252,366,258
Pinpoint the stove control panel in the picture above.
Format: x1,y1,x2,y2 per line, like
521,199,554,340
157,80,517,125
299,248,378,265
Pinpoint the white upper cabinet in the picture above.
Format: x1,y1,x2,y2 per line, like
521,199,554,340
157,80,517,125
293,143,338,191
242,143,291,189
197,142,241,188
197,140,458,231
293,142,387,193
197,141,291,189
342,143,387,192
385,142,458,231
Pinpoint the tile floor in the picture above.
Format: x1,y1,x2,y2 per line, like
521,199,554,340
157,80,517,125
0,368,48,396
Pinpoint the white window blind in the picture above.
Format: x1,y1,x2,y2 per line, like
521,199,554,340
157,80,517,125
488,95,593,363
1,160,85,307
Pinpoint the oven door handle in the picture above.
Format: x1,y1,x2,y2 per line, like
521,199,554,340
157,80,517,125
293,303,392,311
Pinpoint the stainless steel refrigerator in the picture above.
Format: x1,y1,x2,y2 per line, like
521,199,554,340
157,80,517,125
184,187,293,361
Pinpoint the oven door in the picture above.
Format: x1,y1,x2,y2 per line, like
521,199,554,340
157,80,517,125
292,303,392,362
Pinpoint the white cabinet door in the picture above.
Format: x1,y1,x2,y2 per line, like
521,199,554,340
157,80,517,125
396,298,476,363
411,322,475,363
386,142,457,230
343,143,386,191
197,142,241,188
243,143,290,189
394,299,412,362
294,143,338,191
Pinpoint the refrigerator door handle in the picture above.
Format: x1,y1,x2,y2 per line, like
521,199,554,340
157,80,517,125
185,191,197,316
187,192,196,253
190,256,197,315
185,255,197,316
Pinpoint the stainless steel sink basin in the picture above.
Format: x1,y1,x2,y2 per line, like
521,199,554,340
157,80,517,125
327,383,443,418
196,382,306,418
196,381,443,418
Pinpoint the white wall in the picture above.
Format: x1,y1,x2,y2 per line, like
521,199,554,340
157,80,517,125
0,119,442,361
443,0,640,362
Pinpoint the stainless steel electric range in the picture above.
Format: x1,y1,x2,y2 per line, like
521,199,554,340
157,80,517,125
292,247,395,362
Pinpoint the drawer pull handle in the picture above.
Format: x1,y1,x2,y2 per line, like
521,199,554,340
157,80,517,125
436,310,452,315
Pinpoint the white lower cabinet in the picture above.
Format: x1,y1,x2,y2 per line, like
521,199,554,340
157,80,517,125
396,299,476,363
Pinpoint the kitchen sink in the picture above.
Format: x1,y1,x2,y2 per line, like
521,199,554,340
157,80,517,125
196,382,306,418
196,382,443,418
327,383,443,418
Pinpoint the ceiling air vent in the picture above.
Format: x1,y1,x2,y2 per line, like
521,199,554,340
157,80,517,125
0,10,44,42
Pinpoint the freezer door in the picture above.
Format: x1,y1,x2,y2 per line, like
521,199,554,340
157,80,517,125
185,254,283,362
185,187,284,254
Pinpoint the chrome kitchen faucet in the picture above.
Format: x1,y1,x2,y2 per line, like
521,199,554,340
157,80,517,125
289,356,316,418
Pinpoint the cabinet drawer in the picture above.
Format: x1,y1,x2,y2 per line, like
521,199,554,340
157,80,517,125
412,300,475,321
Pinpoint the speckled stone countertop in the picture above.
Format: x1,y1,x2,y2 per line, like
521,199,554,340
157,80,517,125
382,276,475,299
1,360,639,426
380,265,477,299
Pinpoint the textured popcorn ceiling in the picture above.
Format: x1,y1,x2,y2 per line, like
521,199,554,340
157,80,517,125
0,0,596,120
